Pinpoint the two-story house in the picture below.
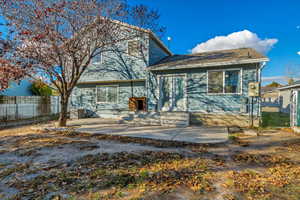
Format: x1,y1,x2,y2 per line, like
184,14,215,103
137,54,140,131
71,22,269,127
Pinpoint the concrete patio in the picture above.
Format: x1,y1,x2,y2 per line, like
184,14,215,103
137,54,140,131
52,118,228,144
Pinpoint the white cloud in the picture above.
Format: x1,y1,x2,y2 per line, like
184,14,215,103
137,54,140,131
191,30,278,54
297,51,300,55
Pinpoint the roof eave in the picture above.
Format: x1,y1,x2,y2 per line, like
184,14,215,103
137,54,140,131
149,32,173,56
147,58,270,71
278,84,300,90
77,79,146,85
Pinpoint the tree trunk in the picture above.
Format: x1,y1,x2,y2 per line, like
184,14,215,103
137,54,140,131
58,96,69,127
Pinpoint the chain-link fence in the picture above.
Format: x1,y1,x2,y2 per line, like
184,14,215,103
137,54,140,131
0,96,60,123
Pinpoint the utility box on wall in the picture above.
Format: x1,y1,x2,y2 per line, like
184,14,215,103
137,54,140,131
248,82,260,97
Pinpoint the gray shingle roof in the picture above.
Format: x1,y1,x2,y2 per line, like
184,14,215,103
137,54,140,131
148,48,269,71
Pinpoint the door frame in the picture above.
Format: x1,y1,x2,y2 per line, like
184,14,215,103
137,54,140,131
157,73,188,112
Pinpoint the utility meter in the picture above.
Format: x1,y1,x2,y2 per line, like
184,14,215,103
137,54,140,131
248,82,260,97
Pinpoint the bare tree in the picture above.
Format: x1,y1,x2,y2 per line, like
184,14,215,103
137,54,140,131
0,0,163,126
0,32,26,90
285,63,300,84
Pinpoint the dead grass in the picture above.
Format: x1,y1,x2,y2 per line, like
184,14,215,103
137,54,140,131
1,126,300,199
0,125,39,137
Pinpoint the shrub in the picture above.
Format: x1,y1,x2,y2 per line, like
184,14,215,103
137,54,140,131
30,80,52,96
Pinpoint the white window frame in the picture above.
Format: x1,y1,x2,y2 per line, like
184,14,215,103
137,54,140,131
96,85,119,104
207,68,242,95
127,39,141,57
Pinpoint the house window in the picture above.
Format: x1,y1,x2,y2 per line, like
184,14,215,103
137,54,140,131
208,71,223,93
208,69,241,94
128,40,140,56
225,70,240,93
96,85,118,103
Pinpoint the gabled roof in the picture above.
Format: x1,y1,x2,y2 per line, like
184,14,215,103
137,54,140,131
110,19,172,56
148,48,269,71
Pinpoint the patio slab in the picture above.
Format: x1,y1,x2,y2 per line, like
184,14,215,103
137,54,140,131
63,119,228,144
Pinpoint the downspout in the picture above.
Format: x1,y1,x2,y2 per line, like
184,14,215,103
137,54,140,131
257,62,267,126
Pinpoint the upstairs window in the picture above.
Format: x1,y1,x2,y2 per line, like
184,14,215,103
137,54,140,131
96,85,118,103
128,40,140,56
208,69,241,94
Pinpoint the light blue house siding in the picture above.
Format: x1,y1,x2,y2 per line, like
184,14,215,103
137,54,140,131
70,23,267,127
153,64,259,114
71,29,171,116
71,81,145,117
79,30,150,82
149,38,170,66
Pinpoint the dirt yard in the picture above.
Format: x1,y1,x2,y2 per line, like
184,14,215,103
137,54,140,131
0,126,299,200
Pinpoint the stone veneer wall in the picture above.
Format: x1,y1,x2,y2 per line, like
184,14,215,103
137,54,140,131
190,113,259,127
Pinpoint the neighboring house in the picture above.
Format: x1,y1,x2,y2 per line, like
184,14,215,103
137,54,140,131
0,79,33,96
277,80,300,113
261,81,300,114
261,86,282,112
71,22,269,127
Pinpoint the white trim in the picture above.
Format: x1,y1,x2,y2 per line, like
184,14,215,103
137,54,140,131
241,68,244,94
207,68,242,95
96,85,119,104
278,84,300,91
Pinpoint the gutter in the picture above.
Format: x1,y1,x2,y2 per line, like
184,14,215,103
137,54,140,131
77,79,146,85
147,58,270,71
278,84,300,91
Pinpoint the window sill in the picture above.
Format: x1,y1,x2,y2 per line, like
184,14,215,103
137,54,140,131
96,102,118,104
207,93,242,96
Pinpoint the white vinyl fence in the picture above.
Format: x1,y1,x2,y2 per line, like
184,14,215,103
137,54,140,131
0,96,60,122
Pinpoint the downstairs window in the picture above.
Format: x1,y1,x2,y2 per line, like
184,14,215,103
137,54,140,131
96,85,118,103
208,69,241,94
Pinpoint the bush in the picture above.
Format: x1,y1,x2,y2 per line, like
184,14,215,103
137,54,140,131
261,112,290,127
30,80,52,96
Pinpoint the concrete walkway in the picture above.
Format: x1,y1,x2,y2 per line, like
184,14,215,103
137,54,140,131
59,119,228,144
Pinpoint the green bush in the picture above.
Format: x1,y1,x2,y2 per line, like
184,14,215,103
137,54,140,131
30,80,52,96
261,112,290,127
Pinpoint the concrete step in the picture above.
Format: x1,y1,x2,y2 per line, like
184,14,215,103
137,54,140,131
126,118,161,126
160,112,190,118
160,112,190,127
161,120,189,126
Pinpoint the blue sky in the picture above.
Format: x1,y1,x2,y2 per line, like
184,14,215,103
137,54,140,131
135,0,300,84
1,1,300,85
